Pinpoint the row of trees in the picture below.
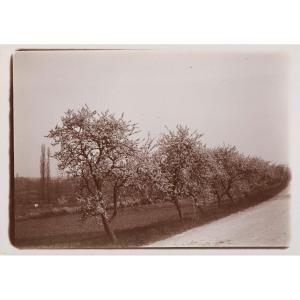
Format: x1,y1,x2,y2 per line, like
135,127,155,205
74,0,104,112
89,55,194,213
47,106,290,243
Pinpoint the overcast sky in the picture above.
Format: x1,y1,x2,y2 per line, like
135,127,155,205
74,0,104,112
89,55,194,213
14,48,290,177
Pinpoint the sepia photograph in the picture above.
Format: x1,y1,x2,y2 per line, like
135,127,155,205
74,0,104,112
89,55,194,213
2,2,300,300
12,47,291,249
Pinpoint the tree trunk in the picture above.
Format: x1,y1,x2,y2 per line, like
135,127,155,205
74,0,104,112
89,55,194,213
226,190,234,205
111,185,119,219
192,198,205,218
174,198,183,220
225,181,234,205
139,189,151,205
101,214,118,243
196,205,205,219
216,193,222,208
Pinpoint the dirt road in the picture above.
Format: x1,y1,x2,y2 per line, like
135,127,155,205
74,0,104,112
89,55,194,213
146,189,290,247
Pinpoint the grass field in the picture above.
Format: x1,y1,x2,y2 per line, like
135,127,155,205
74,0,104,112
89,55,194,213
13,184,287,248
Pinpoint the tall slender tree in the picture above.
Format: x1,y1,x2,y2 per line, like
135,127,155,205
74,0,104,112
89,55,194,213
46,147,51,202
40,144,46,202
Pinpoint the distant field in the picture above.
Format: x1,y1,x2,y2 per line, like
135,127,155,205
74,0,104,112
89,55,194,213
13,185,287,248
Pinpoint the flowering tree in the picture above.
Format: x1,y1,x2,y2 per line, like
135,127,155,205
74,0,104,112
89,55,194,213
129,137,156,203
114,135,163,206
210,145,251,207
47,106,138,243
244,157,290,195
187,146,216,217
156,125,203,219
106,133,139,219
